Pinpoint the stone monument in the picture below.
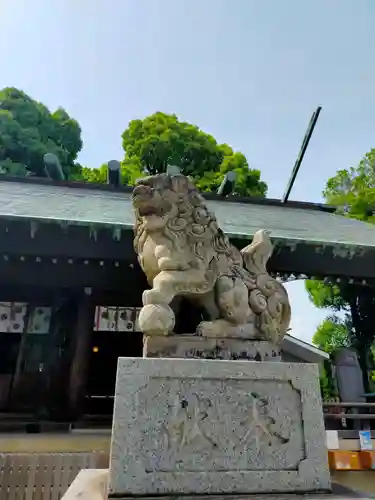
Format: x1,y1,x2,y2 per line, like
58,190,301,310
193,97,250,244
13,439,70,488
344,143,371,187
109,171,332,497
132,171,290,360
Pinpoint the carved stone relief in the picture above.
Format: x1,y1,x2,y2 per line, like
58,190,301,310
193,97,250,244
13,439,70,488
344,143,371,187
162,394,217,451
110,359,330,495
132,173,291,344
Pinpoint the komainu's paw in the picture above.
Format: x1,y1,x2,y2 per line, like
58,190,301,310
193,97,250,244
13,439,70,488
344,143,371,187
196,319,232,338
138,304,175,336
142,289,167,305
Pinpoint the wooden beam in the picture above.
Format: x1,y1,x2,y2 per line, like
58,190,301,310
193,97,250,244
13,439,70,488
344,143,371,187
69,289,95,419
0,219,134,261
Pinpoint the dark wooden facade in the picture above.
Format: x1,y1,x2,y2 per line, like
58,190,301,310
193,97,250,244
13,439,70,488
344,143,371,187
0,218,144,419
0,220,212,420
1,176,375,422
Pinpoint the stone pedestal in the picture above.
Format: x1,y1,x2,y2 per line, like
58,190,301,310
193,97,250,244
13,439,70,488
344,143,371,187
61,469,373,499
143,335,281,361
110,357,331,496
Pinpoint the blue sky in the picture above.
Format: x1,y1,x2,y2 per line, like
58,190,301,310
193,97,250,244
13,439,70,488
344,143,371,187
2,0,375,343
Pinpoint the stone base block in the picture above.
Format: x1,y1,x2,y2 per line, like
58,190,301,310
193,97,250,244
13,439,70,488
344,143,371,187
110,358,331,496
61,470,372,499
143,335,281,361
111,494,371,500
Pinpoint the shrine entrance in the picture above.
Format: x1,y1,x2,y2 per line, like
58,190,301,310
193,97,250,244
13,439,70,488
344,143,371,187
84,299,206,416
85,305,143,416
1,174,375,425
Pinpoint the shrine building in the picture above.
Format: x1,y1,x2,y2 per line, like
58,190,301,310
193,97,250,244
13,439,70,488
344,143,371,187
0,171,374,426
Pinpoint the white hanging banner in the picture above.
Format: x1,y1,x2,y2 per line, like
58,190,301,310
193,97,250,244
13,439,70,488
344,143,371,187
0,302,27,333
28,306,52,334
117,308,134,332
94,306,113,331
94,306,137,332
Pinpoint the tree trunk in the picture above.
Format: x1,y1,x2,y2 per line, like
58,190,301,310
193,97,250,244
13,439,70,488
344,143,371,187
357,345,371,394
348,296,371,394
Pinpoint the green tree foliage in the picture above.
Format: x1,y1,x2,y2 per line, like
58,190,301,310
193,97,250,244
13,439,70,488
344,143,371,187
312,315,350,400
305,280,347,311
313,315,350,354
323,149,375,222
306,149,375,391
0,87,83,179
119,112,267,196
307,280,375,391
79,164,107,183
319,368,337,401
79,158,144,186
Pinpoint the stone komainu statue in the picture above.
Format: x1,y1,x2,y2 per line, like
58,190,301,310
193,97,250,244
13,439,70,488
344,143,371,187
132,172,291,344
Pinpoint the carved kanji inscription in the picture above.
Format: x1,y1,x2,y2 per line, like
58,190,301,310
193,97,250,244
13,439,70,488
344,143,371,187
162,394,217,450
239,392,291,452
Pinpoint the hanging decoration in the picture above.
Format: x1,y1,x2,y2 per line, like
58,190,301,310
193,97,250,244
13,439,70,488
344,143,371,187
89,225,98,241
29,220,39,239
0,302,27,333
112,227,122,241
117,307,135,332
28,306,52,334
93,306,140,332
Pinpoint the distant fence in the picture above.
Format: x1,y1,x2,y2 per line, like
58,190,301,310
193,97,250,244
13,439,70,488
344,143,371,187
323,402,375,430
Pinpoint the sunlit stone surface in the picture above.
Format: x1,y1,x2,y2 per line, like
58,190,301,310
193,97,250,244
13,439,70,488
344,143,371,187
109,357,330,496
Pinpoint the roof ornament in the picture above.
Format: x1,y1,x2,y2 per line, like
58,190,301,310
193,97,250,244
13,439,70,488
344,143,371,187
107,160,121,187
217,171,237,197
166,165,181,176
43,153,65,181
281,106,322,203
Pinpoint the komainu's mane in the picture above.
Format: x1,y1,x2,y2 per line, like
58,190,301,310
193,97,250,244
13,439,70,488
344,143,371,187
134,178,243,267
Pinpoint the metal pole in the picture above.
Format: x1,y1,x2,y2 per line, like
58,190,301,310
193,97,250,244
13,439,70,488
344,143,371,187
281,106,322,203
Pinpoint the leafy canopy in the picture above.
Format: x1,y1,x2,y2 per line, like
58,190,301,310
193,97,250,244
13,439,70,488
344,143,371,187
305,280,347,311
82,112,267,196
0,95,266,197
323,148,375,222
306,148,375,334
0,87,82,179
306,148,375,391
312,315,350,354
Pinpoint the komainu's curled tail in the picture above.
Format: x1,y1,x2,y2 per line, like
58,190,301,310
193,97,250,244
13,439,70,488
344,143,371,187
241,229,291,345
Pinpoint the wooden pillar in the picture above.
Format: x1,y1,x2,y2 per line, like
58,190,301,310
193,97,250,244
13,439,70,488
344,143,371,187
69,288,94,419
9,305,32,404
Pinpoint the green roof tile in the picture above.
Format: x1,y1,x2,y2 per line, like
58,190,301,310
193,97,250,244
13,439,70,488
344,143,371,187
1,180,375,249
